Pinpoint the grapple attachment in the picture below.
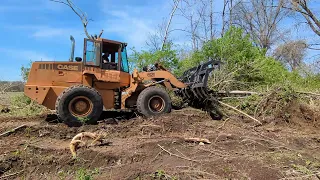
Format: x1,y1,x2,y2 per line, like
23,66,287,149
175,60,220,101
174,60,222,119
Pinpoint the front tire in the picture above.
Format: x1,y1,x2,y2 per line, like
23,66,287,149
55,85,103,127
137,86,172,117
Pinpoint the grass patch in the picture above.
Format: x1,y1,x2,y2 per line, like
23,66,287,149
75,167,100,180
0,93,47,117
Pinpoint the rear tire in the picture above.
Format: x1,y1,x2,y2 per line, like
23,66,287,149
55,85,103,127
137,86,172,117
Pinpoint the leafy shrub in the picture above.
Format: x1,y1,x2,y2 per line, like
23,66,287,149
129,42,179,72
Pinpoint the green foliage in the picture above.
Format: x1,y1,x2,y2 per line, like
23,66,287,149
21,60,32,82
175,50,205,76
1,93,47,117
11,93,32,106
177,27,320,92
129,42,179,71
202,27,265,65
204,27,288,89
129,26,319,93
75,168,99,180
77,117,90,123
177,27,266,76
239,94,261,114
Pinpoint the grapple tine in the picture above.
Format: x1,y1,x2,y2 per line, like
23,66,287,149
180,89,187,99
200,87,209,98
184,89,191,99
196,87,204,99
191,87,200,99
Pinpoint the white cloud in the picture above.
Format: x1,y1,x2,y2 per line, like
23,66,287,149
99,1,168,50
0,48,54,61
103,12,156,49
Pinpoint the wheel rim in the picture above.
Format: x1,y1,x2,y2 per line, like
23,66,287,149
148,95,165,113
68,96,93,117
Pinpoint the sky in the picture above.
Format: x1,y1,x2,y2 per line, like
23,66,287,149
0,0,319,81
0,0,176,80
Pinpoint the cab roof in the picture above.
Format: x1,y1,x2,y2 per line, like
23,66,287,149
95,38,126,45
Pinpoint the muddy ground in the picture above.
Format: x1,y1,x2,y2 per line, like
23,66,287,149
0,108,319,180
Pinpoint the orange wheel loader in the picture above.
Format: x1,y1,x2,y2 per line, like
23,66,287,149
24,36,222,126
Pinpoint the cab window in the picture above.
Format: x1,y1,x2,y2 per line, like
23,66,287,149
121,46,129,73
85,40,101,66
101,42,119,70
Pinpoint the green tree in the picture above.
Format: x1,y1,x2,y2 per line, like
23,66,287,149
128,42,179,72
177,27,289,90
21,60,32,82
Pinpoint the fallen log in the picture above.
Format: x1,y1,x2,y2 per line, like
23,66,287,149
184,138,211,144
218,101,262,125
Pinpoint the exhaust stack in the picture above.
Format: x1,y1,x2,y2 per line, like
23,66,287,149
69,35,75,62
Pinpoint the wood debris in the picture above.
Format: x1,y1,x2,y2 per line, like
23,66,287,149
184,137,211,144
69,132,103,158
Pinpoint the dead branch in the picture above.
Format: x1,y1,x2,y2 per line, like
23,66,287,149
98,29,104,38
279,171,320,180
70,140,85,158
0,170,24,179
49,0,102,40
161,0,180,50
221,0,228,36
289,0,320,37
69,132,103,158
184,137,211,144
297,91,320,97
216,118,230,130
218,101,262,125
0,124,27,137
157,144,199,163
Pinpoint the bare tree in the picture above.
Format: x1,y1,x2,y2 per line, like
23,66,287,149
273,40,307,70
146,35,160,52
220,0,243,36
210,0,214,39
0,82,13,94
287,0,320,36
49,0,103,40
175,0,214,50
161,0,180,50
221,0,228,36
144,0,181,52
233,0,290,50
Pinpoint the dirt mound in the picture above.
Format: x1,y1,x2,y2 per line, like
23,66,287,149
251,87,320,128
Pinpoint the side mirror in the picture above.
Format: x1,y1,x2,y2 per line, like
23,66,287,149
75,57,82,62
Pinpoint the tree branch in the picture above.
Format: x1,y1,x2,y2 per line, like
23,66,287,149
161,0,180,50
49,0,102,40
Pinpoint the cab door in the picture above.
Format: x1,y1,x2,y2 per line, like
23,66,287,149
83,39,101,67
119,45,130,87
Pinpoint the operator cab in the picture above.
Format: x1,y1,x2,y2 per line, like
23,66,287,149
81,38,129,73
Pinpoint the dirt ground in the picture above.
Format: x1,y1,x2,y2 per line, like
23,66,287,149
0,108,319,180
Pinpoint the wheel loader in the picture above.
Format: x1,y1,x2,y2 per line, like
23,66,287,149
24,36,222,126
